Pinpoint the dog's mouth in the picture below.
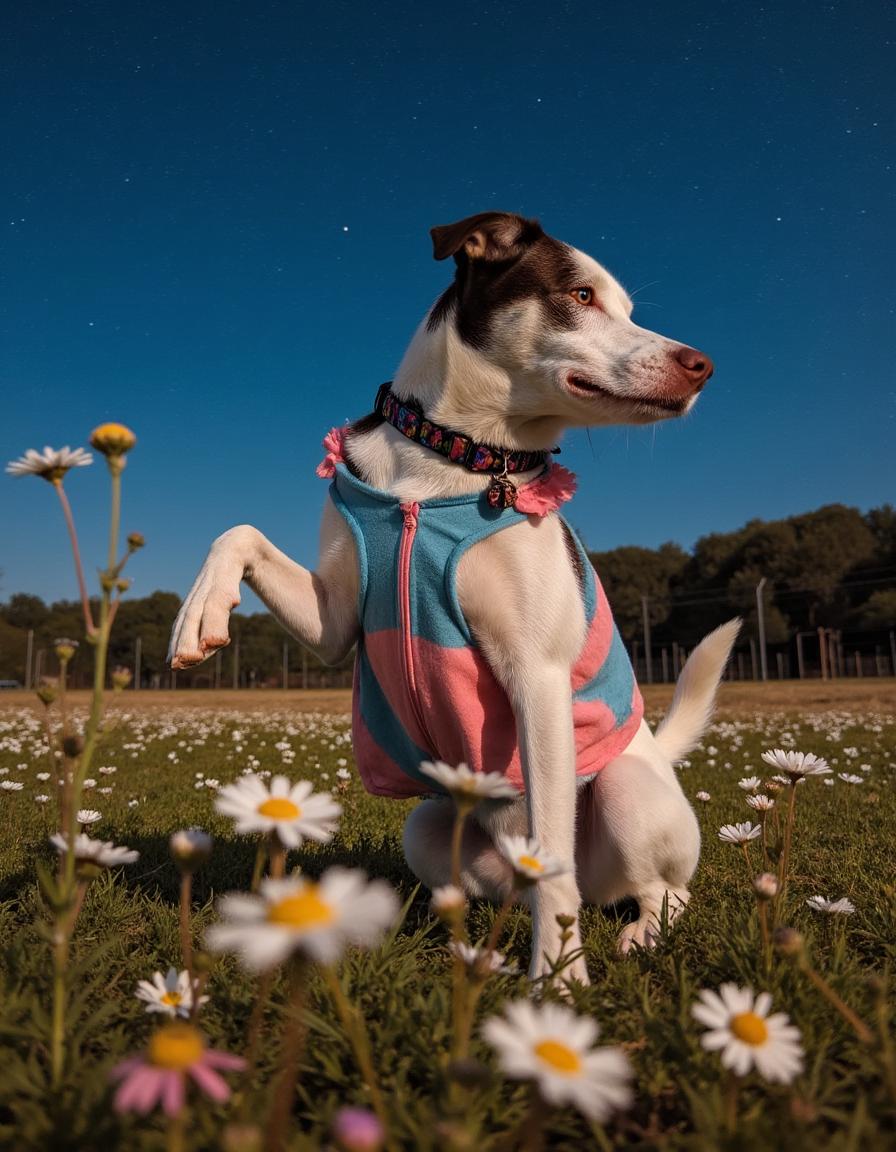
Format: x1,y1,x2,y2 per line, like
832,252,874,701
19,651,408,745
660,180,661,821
565,373,689,415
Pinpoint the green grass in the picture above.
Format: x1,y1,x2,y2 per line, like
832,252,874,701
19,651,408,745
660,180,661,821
0,698,894,1150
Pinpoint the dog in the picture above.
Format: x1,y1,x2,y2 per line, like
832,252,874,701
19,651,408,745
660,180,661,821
168,211,738,984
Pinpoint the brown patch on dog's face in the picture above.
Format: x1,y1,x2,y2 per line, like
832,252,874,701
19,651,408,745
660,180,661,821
428,211,583,349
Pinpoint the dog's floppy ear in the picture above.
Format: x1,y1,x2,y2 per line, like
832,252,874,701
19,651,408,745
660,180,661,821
430,212,543,264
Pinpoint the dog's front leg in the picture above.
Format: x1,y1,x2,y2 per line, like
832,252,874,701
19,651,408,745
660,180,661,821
169,498,359,669
459,519,589,984
512,665,587,983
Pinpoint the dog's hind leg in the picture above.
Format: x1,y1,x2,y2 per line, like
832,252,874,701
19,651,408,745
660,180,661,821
402,799,515,899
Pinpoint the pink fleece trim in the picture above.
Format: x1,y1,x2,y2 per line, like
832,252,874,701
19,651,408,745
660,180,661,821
316,426,347,478
515,463,578,516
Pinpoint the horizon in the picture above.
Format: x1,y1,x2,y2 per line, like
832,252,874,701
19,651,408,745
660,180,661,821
2,1,893,612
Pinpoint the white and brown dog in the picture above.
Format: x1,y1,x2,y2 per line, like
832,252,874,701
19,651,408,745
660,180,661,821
169,212,738,983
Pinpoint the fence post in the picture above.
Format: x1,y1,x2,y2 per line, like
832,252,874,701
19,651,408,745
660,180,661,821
641,596,653,684
671,641,680,680
661,648,669,683
818,627,828,679
134,636,141,691
756,578,768,681
232,639,240,690
24,629,34,689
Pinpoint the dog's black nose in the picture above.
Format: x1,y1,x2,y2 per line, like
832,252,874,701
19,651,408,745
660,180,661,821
674,345,714,390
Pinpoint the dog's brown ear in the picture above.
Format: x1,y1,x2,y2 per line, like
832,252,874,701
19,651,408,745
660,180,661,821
430,212,543,263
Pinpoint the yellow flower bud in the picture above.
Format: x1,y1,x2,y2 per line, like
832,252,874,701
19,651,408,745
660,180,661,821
89,422,137,456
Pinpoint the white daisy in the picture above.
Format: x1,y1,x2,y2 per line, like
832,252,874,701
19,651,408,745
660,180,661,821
50,832,139,867
206,869,399,971
76,809,102,825
35,794,50,804
214,774,341,848
449,942,516,975
746,794,775,812
692,984,804,1083
135,967,208,1019
418,760,519,802
695,791,711,802
738,776,762,792
805,896,855,915
496,835,569,886
6,445,93,481
718,822,762,844
760,749,831,782
431,885,466,918
482,1000,633,1121
170,828,213,870
1,781,24,791
837,773,863,785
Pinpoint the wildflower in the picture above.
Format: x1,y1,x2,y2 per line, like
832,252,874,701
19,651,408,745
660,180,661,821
754,873,779,900
206,869,399,971
496,834,569,886
110,1022,244,1115
335,766,352,781
738,776,762,792
692,985,804,1083
35,794,50,803
332,1107,385,1152
76,809,102,825
773,927,805,958
449,942,516,975
135,967,208,1019
746,794,775,812
760,749,831,783
695,790,711,802
89,422,137,456
50,832,139,868
1,781,24,791
805,896,855,915
837,773,864,785
482,999,633,1121
419,759,518,802
170,828,213,871
431,884,466,920
718,822,762,844
127,531,145,550
55,638,79,662
5,445,92,482
214,774,341,848
111,666,133,690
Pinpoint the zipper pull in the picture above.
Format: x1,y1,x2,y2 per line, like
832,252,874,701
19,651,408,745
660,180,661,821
400,501,419,529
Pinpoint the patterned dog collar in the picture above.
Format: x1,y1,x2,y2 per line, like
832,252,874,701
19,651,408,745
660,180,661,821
374,382,552,477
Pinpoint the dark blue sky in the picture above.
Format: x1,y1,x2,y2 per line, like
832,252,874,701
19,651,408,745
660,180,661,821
2,0,893,610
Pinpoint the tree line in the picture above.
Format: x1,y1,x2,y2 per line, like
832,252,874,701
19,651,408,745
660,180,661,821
1,502,893,687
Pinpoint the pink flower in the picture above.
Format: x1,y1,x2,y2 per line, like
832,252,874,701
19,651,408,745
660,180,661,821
110,1023,246,1116
316,426,348,478
332,1106,385,1151
514,463,578,516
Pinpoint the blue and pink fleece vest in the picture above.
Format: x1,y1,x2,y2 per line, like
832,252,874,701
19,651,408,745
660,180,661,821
318,434,643,799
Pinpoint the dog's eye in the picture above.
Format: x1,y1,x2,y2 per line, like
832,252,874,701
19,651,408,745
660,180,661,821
570,287,595,306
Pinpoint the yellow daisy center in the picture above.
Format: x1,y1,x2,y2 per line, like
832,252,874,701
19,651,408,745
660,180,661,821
148,1023,204,1070
518,855,544,872
267,885,335,929
534,1039,582,1075
160,991,182,1006
257,797,302,820
730,1011,769,1046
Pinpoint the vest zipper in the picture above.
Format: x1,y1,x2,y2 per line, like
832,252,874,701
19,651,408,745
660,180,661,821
398,501,434,750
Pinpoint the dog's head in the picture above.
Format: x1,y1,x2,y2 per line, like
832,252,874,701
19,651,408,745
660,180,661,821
427,211,713,427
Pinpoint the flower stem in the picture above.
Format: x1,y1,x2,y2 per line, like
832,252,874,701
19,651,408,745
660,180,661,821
777,784,798,903
800,961,874,1045
268,839,287,880
724,1071,739,1135
265,960,307,1152
250,840,267,893
53,481,95,636
450,803,472,891
179,872,193,980
322,967,394,1150
166,1109,186,1152
51,931,67,1088
239,971,275,1119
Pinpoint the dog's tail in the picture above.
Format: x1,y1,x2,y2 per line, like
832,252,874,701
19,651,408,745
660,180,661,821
653,619,741,764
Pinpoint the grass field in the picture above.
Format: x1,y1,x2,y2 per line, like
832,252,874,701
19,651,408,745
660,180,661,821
1,683,894,1150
